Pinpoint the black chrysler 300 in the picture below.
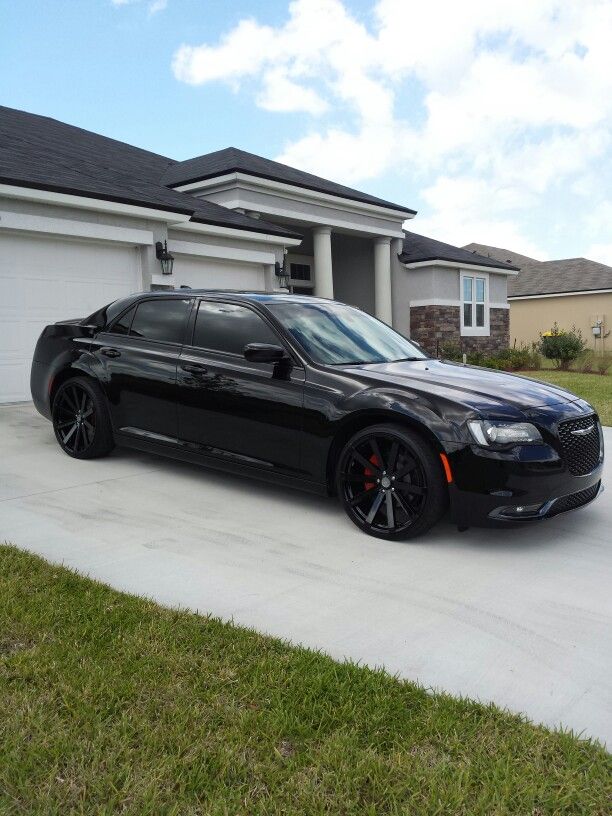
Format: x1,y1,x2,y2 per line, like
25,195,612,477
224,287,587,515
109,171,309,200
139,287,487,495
31,291,604,540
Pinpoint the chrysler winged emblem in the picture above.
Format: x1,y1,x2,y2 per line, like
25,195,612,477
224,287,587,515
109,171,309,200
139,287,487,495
571,424,595,436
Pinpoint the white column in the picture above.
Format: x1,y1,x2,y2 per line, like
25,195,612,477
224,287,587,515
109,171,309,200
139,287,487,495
374,236,393,324
313,226,334,299
264,263,276,293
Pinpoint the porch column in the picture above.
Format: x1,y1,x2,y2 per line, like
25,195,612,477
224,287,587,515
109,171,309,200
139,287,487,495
374,236,392,324
313,226,334,299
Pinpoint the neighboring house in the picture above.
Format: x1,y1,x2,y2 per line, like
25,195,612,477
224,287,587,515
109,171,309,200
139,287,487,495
465,243,612,352
0,106,516,402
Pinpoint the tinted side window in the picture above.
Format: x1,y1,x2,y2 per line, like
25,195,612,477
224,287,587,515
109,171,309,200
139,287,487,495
130,299,191,344
193,302,279,355
109,305,136,336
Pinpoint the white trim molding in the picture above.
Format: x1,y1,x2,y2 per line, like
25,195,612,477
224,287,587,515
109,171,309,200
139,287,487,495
174,171,415,222
0,211,153,245
410,298,461,308
171,220,301,247
460,270,490,337
409,298,510,310
167,239,275,265
0,183,191,224
402,258,518,275
508,289,612,300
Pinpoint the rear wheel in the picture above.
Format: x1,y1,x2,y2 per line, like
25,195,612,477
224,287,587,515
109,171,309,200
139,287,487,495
52,377,114,459
336,424,448,540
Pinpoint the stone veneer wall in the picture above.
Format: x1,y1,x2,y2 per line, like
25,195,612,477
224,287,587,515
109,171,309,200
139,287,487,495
410,306,509,356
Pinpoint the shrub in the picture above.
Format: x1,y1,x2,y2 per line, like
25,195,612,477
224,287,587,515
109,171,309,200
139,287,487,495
597,355,611,375
538,323,587,370
575,351,594,374
438,342,463,361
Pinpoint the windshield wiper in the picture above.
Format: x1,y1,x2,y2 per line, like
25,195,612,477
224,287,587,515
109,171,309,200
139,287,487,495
391,356,423,362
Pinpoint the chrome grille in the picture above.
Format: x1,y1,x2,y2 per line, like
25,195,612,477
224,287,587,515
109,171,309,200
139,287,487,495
558,415,601,476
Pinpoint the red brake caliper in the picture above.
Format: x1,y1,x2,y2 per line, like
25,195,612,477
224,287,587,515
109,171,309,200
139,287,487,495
364,454,380,491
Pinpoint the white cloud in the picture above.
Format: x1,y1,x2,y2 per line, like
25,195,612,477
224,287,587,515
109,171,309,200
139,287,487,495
585,243,612,265
171,0,612,255
112,0,167,14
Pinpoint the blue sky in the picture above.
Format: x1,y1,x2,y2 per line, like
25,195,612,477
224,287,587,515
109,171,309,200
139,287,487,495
2,0,612,263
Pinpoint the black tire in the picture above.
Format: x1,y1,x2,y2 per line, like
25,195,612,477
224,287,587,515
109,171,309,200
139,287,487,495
336,423,448,540
52,377,115,459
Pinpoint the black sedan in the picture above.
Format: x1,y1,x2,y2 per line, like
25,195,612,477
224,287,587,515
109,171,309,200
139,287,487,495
31,291,604,540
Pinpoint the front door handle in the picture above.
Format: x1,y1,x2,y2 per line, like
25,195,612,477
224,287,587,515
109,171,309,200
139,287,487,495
181,363,208,375
100,347,121,358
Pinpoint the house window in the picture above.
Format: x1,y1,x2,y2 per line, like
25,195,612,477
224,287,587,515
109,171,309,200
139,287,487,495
290,263,311,282
287,255,315,291
460,272,489,335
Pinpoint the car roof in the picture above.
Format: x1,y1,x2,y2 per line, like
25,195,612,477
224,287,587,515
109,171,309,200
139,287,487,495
126,290,336,305
92,290,337,327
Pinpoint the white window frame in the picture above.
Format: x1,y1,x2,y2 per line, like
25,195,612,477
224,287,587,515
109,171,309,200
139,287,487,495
460,270,490,336
287,253,315,290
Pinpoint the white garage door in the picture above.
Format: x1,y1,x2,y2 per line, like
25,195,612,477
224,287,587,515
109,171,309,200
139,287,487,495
0,233,141,403
171,254,265,291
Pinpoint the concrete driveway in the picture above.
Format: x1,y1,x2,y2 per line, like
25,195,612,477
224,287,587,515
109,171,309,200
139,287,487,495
1,402,610,746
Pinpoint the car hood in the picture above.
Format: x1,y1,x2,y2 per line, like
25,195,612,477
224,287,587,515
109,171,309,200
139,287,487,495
336,359,580,412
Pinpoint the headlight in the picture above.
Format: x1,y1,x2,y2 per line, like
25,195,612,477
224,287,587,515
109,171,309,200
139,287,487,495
468,419,543,446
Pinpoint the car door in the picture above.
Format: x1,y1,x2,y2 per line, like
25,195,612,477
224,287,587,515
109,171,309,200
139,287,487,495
176,299,305,475
91,296,192,441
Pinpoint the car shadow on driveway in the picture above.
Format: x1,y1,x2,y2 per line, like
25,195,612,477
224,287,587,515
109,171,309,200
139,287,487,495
104,445,598,554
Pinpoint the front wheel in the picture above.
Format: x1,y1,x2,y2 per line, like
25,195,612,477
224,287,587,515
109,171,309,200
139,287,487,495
52,377,114,459
336,424,448,540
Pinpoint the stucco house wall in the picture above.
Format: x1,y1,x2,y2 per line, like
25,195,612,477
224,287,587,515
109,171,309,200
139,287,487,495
331,233,376,314
401,264,511,355
509,292,612,352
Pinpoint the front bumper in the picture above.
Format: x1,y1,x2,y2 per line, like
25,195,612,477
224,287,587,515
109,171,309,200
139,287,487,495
443,410,604,528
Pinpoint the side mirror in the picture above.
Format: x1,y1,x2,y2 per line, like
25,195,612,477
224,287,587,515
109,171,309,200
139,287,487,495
243,343,287,363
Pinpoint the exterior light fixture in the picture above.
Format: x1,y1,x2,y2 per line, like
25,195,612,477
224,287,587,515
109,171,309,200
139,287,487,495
275,258,289,289
155,240,174,276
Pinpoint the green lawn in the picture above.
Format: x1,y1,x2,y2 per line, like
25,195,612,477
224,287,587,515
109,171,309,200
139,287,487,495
519,369,612,425
0,546,609,815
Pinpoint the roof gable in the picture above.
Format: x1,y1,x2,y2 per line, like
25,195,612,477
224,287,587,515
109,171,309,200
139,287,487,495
160,146,416,214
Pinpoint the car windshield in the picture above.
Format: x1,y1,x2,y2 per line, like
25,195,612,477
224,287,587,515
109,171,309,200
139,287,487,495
267,301,427,365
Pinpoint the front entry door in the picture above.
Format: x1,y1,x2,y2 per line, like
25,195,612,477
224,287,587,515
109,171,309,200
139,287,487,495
176,300,305,476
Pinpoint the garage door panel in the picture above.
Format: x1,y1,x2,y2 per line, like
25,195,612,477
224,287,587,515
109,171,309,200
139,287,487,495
0,233,141,403
171,256,265,290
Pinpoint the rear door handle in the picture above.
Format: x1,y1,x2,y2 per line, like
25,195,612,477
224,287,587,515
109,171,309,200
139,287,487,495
181,363,208,375
100,347,121,358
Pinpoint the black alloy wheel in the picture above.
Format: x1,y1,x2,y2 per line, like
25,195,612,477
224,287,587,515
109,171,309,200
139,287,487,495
52,377,114,459
337,424,447,540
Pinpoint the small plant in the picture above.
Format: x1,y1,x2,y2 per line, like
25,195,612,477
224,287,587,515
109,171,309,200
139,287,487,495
576,351,594,374
438,342,462,361
597,356,611,375
539,323,587,370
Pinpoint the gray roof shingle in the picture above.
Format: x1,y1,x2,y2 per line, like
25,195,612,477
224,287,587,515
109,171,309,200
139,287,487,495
462,242,540,268
508,258,612,297
160,147,416,214
0,106,301,239
461,242,612,296
399,231,519,271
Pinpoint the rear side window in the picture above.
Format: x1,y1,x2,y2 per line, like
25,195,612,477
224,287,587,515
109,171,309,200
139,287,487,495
109,305,136,336
193,301,279,355
129,299,191,344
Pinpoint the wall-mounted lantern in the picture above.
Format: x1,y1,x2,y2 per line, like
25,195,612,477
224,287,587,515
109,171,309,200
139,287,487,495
155,240,174,276
275,258,289,289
